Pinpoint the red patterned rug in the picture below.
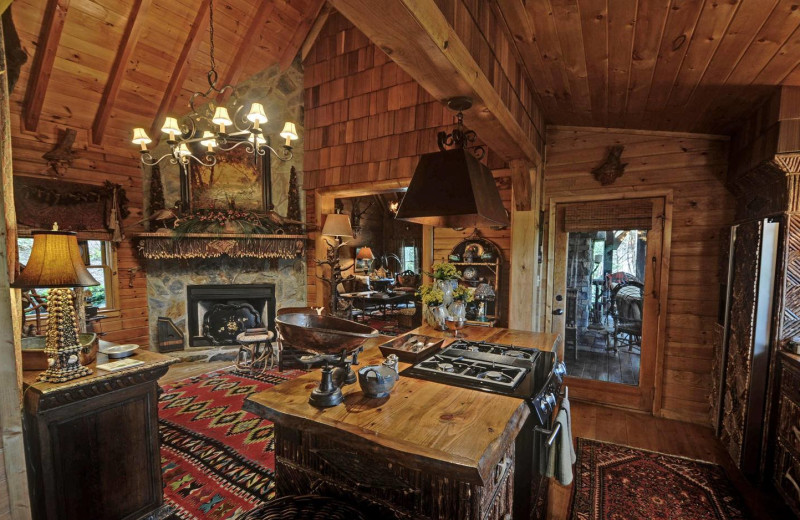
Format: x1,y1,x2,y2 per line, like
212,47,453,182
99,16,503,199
569,438,750,520
158,367,305,519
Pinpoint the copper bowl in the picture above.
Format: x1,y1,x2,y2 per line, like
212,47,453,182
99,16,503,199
275,313,379,356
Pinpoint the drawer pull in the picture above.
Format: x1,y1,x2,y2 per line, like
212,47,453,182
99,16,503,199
786,471,800,498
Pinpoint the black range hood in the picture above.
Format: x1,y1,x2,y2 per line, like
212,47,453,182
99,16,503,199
395,148,510,228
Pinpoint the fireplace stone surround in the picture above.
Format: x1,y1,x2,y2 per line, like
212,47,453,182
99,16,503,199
146,257,306,360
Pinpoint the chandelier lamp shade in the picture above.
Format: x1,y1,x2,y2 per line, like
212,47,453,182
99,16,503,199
130,0,298,182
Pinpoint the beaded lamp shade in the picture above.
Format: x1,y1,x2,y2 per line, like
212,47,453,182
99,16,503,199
13,229,99,289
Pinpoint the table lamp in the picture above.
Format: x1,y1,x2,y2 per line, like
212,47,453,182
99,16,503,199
12,224,99,383
318,214,354,316
356,246,374,273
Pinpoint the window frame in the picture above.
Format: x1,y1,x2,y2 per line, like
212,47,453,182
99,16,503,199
17,235,120,316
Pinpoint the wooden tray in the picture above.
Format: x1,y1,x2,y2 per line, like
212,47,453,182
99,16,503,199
379,333,444,363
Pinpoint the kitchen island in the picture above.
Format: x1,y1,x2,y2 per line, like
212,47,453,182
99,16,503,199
244,325,560,519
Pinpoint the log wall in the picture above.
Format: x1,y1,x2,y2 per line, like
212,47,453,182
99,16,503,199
10,12,148,346
544,127,734,424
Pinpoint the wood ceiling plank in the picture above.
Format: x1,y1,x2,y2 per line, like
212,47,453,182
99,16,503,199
526,0,573,113
549,0,592,114
674,0,778,130
623,0,670,127
216,1,278,102
496,0,534,43
755,23,800,86
645,0,704,112
280,0,326,70
667,0,739,108
148,0,209,141
328,0,542,163
22,0,71,132
606,0,636,128
577,0,608,126
92,0,152,145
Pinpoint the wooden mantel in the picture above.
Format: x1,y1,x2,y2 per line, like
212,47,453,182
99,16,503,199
136,232,307,260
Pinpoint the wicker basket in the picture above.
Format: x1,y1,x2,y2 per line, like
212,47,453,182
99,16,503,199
237,495,367,520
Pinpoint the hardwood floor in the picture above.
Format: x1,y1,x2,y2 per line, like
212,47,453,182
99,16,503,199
547,401,791,520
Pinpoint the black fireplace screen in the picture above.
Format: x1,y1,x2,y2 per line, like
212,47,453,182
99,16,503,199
187,284,276,347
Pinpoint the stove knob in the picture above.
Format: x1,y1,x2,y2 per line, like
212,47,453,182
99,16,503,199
539,400,548,412
554,361,567,378
545,393,556,408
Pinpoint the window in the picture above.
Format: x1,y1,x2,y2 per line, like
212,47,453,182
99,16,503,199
18,238,116,311
402,245,417,272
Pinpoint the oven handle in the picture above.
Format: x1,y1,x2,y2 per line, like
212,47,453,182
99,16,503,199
534,422,561,447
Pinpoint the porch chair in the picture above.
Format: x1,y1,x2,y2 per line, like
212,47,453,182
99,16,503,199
609,281,644,354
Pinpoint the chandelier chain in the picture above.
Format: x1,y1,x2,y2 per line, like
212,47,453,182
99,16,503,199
208,0,217,76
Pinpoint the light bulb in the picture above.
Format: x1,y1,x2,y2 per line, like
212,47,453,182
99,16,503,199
280,122,298,146
131,128,151,151
246,102,267,130
212,107,232,133
161,117,180,141
200,131,217,152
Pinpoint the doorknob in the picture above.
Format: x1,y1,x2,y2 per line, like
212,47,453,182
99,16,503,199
552,309,564,315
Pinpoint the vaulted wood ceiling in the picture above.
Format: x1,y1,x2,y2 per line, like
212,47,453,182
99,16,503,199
10,0,800,150
496,0,800,134
10,0,323,149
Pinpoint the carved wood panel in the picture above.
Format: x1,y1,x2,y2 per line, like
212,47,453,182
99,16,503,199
721,220,761,467
782,215,800,343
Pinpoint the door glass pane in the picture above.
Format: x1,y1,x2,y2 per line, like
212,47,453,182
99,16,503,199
563,229,647,385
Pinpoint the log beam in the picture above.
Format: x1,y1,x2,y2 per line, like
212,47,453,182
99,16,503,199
22,0,69,132
301,3,332,62
280,0,327,70
91,0,151,145
327,0,542,164
149,1,209,141
217,2,278,103
509,162,542,331
510,159,533,211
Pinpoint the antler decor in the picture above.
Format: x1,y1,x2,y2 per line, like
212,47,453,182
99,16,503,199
315,238,355,316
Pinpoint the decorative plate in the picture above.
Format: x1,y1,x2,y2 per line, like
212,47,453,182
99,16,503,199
99,343,139,359
463,266,478,280
464,242,484,259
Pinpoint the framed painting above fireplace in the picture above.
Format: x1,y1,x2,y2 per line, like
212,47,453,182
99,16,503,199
188,141,270,212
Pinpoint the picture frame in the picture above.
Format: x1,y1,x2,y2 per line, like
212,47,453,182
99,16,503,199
188,138,271,213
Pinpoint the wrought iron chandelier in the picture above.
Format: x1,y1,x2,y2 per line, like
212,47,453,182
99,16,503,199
130,0,297,174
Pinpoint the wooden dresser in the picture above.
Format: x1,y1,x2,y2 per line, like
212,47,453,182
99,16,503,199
774,351,800,517
23,348,176,520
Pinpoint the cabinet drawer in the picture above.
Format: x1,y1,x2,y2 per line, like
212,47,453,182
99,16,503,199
774,444,800,517
779,395,800,458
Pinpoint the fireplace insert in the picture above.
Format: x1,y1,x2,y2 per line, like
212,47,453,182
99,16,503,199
187,284,276,347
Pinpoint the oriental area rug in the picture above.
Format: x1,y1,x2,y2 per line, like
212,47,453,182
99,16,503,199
158,367,305,519
569,438,750,520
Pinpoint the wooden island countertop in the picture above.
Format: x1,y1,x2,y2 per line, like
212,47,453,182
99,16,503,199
244,324,560,485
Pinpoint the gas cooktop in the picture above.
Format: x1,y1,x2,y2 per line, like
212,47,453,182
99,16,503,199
401,339,544,398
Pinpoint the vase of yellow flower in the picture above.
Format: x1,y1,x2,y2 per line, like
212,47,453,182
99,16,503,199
428,262,461,307
417,285,448,330
448,285,474,321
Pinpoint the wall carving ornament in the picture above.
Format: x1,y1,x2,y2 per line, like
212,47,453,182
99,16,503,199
591,145,627,186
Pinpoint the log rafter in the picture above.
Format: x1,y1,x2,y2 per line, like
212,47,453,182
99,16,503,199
327,0,542,164
279,0,327,70
22,0,70,132
149,0,210,142
91,0,152,145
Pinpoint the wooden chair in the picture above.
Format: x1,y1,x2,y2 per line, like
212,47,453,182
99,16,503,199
276,307,327,370
609,281,644,354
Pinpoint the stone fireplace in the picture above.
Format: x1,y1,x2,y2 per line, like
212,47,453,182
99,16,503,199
186,284,276,347
146,257,306,356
